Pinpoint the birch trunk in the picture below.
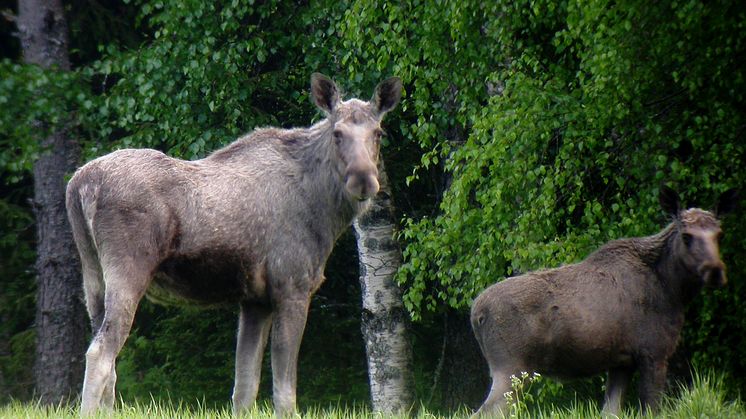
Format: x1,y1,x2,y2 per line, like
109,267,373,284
18,0,87,404
353,159,415,413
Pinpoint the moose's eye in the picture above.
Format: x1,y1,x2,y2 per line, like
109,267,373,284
372,129,383,143
681,233,693,247
333,130,343,145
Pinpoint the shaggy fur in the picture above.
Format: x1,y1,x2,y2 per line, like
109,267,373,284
471,187,738,416
66,73,402,416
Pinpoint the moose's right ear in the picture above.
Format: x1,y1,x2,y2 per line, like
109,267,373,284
715,188,739,216
311,73,340,115
659,185,680,218
372,76,403,116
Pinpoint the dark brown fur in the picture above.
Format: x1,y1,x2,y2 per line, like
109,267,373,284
67,74,402,416
471,187,738,416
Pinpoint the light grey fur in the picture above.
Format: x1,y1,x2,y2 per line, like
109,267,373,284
66,74,403,416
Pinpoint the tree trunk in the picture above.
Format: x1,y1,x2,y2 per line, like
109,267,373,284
353,160,415,413
424,83,489,410
17,0,87,404
434,310,490,411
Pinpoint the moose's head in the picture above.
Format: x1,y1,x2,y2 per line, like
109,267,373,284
660,186,739,287
310,73,402,202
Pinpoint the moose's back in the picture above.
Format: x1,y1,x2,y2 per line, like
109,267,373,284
66,133,319,307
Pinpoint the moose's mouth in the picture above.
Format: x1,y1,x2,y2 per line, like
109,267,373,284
699,263,727,288
344,172,380,202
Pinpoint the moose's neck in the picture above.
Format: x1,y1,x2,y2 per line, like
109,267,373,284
637,223,701,307
289,119,371,238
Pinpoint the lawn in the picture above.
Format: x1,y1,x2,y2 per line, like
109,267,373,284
1,371,743,418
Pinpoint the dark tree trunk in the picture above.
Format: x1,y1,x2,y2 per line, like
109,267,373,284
17,0,87,404
353,160,416,413
435,309,490,411
427,84,488,411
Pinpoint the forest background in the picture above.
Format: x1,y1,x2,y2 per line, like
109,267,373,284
0,0,744,413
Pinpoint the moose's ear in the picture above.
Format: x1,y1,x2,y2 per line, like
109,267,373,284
311,73,340,114
372,77,402,116
659,185,681,218
715,188,739,216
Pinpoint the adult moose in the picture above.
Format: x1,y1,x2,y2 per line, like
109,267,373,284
66,73,402,416
471,186,738,416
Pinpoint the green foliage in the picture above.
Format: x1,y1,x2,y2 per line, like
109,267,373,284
382,0,745,317
115,304,236,407
339,0,746,397
0,178,35,402
0,61,90,181
81,0,350,159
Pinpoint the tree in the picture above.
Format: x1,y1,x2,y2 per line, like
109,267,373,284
340,0,746,399
17,0,87,404
353,160,415,413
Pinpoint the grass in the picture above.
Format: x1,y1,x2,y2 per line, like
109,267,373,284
1,372,743,418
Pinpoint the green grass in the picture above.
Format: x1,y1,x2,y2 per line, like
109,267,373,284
1,372,743,418
0,401,460,419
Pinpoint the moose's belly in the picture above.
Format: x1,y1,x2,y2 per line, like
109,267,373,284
532,344,634,379
147,255,267,307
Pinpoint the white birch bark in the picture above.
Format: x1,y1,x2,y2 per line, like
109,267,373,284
353,159,415,413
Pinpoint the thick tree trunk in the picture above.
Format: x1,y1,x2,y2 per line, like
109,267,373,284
353,160,415,413
435,310,490,411
17,0,87,404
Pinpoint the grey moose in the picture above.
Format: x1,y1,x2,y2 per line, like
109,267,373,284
471,186,738,416
66,73,402,416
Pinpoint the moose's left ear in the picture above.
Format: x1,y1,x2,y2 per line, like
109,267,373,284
372,77,403,116
659,185,681,218
311,73,340,115
715,188,739,216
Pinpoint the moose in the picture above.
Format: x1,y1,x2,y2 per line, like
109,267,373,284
66,74,402,416
471,186,738,416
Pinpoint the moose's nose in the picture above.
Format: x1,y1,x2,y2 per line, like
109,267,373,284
344,166,379,201
699,262,727,288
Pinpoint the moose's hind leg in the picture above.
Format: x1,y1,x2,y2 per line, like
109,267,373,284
80,261,151,415
473,369,512,417
602,367,632,416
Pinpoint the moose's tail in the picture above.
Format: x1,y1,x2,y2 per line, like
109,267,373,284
65,166,104,331
470,296,490,359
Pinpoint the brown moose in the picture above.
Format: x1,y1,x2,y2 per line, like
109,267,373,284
471,186,738,416
66,73,402,416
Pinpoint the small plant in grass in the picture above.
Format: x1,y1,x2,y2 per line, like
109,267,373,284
502,371,543,418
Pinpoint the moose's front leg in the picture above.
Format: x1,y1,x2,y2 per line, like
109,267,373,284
233,302,273,415
638,357,668,414
270,298,310,417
